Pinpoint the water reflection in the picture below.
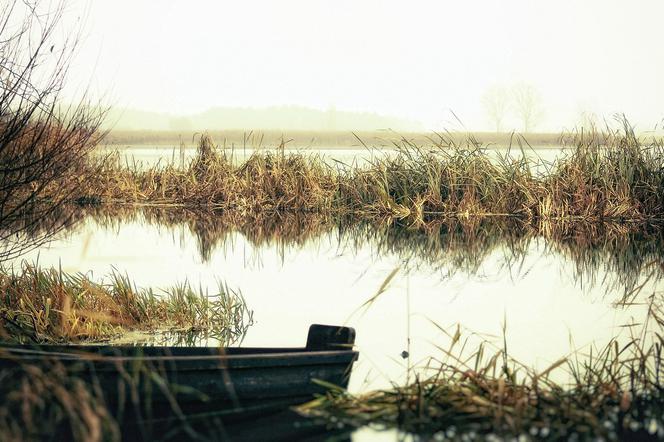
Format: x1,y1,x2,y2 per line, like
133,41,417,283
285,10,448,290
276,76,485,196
7,205,664,393
71,206,664,299
111,324,253,348
351,218,664,303
0,201,87,261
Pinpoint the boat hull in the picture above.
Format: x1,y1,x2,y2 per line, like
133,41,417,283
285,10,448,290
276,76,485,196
0,324,358,416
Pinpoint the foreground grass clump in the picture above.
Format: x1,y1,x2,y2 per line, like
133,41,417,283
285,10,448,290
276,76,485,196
303,374,663,440
301,319,664,441
0,359,120,441
82,121,664,224
0,350,221,441
0,263,252,344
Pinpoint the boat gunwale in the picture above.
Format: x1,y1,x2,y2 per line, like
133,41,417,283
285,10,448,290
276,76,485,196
0,345,359,371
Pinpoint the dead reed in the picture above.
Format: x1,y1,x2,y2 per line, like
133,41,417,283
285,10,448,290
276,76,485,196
0,358,120,441
0,263,253,344
80,121,664,226
300,305,664,440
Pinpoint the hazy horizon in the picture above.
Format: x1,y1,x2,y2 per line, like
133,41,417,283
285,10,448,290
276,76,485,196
101,104,424,132
60,1,664,133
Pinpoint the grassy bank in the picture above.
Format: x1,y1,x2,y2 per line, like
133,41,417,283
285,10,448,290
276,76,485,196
0,263,253,344
300,310,664,440
81,122,664,223
0,262,255,440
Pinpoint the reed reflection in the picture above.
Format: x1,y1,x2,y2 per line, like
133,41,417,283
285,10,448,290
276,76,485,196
45,205,664,303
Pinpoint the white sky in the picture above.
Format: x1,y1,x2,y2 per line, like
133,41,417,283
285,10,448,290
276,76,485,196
62,0,664,132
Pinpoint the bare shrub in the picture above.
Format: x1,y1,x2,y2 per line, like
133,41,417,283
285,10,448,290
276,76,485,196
0,1,105,261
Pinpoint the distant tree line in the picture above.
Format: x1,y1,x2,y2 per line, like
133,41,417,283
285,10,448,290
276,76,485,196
482,82,544,133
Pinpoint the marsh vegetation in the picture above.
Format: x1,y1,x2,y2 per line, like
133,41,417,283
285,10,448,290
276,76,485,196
6,192,662,439
5,117,664,440
1,2,664,440
300,321,664,441
83,121,664,227
0,263,252,345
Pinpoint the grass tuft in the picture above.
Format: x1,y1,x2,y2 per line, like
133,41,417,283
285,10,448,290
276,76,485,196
0,263,253,344
300,319,664,440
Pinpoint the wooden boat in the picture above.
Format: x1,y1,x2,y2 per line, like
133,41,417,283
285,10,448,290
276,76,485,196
0,324,358,420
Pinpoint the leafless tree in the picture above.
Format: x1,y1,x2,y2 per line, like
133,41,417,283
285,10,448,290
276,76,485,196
481,85,510,132
0,1,105,261
512,82,543,133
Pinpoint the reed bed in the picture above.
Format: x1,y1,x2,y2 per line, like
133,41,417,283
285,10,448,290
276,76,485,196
84,134,338,212
0,263,253,344
300,306,664,440
79,121,664,224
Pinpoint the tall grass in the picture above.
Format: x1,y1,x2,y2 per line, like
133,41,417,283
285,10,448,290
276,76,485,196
0,263,253,344
541,120,664,221
300,303,664,440
88,135,338,212
82,121,664,224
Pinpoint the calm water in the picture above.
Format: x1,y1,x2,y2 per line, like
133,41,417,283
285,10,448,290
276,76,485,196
7,206,662,440
12,213,657,393
96,144,575,173
8,140,663,439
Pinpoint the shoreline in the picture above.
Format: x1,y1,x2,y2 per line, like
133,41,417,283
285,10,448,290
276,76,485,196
102,129,663,150
102,130,570,149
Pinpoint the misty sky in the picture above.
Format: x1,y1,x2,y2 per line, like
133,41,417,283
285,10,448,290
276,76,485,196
63,0,664,132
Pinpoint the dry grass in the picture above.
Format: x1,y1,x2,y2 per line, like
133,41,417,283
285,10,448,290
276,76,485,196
0,263,253,344
79,121,664,225
300,300,664,440
0,358,120,441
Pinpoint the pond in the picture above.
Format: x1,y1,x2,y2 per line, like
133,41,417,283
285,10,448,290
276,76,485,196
7,134,664,438
12,209,658,397
6,200,663,439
